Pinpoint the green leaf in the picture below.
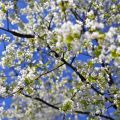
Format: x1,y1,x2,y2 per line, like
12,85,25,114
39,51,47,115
76,82,83,89
1,4,7,13
115,98,120,108
25,79,31,85
94,46,102,57
6,85,10,93
65,35,74,44
88,61,94,68
60,100,73,112
73,33,80,39
87,76,96,83
69,89,75,95
59,1,69,12
88,15,95,20
111,50,120,57
80,100,88,109
26,87,33,94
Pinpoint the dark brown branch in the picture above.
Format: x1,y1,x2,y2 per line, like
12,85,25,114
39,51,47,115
96,114,114,120
101,62,114,86
48,15,54,30
2,63,64,98
70,8,84,22
71,89,79,100
6,11,9,30
107,73,114,86
0,75,18,78
75,111,114,120
22,92,114,120
0,27,35,38
70,55,76,65
47,44,117,109
87,1,93,12
22,92,59,110
38,63,64,78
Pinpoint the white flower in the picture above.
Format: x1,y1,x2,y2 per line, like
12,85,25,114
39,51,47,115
106,31,113,39
27,70,36,79
116,47,120,53
96,110,100,114
94,67,101,71
20,69,28,76
56,40,61,47
91,25,97,30
76,20,83,26
63,99,73,105
84,31,91,39
0,106,3,113
109,27,116,35
91,32,99,39
114,94,118,98
0,86,6,94
72,24,82,34
85,18,94,28
55,21,82,45
117,35,120,43
109,45,116,51
71,40,80,52
96,23,104,29
99,54,105,62
87,10,94,17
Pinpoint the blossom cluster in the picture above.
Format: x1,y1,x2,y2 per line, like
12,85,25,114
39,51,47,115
0,0,119,120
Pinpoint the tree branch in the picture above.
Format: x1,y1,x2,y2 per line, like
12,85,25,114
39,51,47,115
47,44,117,109
0,27,35,38
22,92,59,110
101,61,114,86
75,110,114,120
22,92,114,120
1,63,65,98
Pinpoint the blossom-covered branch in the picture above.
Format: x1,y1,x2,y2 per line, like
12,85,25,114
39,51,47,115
22,92,114,120
0,27,35,38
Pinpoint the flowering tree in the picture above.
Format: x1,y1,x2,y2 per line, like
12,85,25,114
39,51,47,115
0,0,120,119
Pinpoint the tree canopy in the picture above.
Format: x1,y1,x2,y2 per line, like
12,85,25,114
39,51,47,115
0,0,120,120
